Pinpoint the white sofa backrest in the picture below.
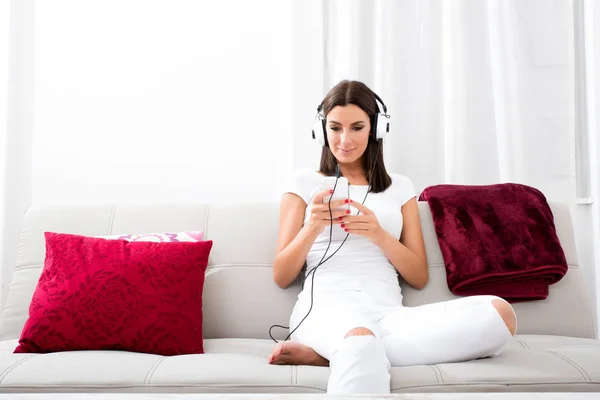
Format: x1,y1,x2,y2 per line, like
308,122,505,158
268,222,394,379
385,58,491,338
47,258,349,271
0,201,595,342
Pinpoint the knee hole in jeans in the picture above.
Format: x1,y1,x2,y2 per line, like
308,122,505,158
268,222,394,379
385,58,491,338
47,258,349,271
491,299,517,336
344,327,375,338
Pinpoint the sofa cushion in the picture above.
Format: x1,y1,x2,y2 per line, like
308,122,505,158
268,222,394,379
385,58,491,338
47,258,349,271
0,335,599,393
14,232,213,356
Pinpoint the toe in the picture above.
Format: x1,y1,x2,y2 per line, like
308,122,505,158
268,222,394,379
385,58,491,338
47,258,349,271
272,355,293,365
271,342,284,358
279,341,292,355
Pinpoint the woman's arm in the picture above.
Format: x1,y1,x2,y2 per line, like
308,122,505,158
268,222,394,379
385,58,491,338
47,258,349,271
373,197,428,289
274,190,356,289
342,197,429,289
272,194,321,289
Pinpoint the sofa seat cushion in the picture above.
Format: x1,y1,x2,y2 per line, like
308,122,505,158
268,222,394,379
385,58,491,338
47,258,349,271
387,335,600,393
0,338,317,393
1,336,599,393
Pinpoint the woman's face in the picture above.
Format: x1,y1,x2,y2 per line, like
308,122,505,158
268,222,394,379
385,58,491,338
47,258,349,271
325,104,371,165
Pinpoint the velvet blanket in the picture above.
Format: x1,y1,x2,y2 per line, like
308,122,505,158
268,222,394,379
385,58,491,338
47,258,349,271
418,183,568,301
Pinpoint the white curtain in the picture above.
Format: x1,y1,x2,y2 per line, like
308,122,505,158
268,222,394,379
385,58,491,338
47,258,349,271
312,0,598,333
322,0,576,203
0,0,34,315
0,0,10,312
582,0,600,333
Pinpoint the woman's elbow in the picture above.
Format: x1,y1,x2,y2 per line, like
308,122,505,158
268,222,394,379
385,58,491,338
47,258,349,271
272,266,292,289
413,263,429,290
413,278,428,290
273,274,289,289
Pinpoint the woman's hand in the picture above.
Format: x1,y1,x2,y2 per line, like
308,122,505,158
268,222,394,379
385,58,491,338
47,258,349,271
305,189,349,232
339,200,386,243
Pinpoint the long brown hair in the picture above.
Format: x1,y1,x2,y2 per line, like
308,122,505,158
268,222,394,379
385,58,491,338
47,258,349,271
318,80,392,193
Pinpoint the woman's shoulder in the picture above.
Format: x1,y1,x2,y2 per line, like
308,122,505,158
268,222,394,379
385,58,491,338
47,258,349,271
286,168,322,186
387,172,417,205
281,168,323,205
388,172,414,187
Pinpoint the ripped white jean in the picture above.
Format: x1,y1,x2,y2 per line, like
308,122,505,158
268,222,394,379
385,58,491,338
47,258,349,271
289,289,516,394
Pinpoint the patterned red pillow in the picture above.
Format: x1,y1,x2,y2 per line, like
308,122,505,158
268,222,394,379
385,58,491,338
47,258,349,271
14,232,213,356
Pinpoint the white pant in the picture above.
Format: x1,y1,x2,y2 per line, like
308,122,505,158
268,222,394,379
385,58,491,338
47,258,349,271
289,288,516,394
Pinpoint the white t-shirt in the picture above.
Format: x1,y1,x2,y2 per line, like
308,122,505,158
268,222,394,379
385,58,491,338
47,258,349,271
282,169,417,306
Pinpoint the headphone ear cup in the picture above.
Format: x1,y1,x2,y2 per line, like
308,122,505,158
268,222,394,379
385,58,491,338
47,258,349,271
312,117,327,147
375,112,389,142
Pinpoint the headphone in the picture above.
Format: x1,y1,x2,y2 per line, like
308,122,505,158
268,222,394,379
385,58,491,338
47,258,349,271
311,92,390,147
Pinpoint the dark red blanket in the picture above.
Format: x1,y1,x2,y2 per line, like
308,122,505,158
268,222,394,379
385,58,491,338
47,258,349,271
418,183,568,302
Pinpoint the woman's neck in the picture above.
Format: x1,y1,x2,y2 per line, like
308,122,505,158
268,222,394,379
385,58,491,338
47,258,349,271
339,164,368,186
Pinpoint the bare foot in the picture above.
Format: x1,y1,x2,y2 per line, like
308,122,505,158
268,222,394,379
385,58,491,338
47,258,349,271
268,341,329,367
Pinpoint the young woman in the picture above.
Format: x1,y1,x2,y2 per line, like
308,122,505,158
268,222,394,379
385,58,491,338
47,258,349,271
269,80,517,394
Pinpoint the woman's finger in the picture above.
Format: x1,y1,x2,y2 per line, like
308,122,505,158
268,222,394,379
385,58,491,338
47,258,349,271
348,200,372,214
317,211,344,221
342,227,370,234
318,199,349,211
339,215,370,223
312,189,335,204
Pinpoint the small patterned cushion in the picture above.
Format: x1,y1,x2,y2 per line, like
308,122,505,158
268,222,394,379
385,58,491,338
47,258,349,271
14,232,213,356
102,231,204,242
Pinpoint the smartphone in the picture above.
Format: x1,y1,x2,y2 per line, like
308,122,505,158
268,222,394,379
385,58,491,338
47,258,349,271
321,176,349,211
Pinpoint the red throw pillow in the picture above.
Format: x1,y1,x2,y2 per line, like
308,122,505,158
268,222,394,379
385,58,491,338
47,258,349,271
14,232,213,356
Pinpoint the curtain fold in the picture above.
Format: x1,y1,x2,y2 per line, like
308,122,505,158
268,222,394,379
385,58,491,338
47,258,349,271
0,0,35,313
323,0,576,203
0,0,10,312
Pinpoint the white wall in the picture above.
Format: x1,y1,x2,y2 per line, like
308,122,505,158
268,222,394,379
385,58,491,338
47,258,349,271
291,0,326,170
32,0,293,206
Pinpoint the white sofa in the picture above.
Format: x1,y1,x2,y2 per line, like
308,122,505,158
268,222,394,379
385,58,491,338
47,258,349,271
0,201,599,393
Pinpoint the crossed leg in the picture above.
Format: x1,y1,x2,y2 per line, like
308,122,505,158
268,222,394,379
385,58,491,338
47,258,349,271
378,295,516,366
269,295,516,367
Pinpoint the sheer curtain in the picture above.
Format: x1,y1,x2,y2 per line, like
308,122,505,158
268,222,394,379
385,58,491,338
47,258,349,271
323,0,575,202
317,0,600,332
292,0,599,329
581,0,600,334
0,0,34,315
0,0,10,312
